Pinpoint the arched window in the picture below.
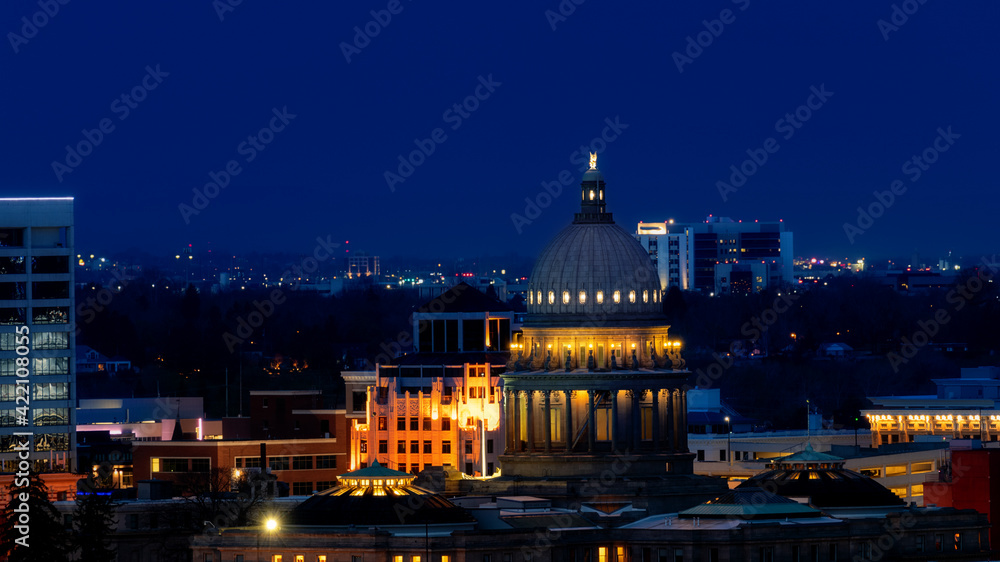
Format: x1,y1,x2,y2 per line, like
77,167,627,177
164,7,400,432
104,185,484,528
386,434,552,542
562,291,570,304
548,291,555,305
643,290,648,303
529,291,533,305
613,290,621,304
629,290,636,303
579,291,586,304
596,291,604,304
537,291,542,305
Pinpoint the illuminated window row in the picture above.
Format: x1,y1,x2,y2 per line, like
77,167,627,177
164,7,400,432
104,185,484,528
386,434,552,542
531,289,658,306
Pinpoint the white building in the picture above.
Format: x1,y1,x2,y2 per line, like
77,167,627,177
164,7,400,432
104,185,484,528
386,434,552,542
636,216,793,294
0,197,76,473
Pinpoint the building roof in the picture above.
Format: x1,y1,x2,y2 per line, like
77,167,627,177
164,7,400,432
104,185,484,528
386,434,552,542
774,443,844,464
339,460,410,479
680,488,823,520
287,481,475,527
416,282,511,314
738,457,906,509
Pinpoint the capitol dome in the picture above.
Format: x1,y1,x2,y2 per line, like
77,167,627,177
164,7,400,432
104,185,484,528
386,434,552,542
526,157,662,324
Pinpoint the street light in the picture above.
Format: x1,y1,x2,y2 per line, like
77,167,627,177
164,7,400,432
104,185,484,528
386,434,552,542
725,416,732,467
258,517,279,562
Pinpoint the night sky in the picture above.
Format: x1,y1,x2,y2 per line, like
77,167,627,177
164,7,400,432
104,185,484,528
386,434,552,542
1,1,997,261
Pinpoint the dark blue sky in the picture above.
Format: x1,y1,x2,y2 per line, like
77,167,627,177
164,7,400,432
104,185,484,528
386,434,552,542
2,1,997,262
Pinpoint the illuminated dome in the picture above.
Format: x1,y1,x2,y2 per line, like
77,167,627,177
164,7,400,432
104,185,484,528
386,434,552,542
737,445,906,508
526,157,662,325
286,462,476,527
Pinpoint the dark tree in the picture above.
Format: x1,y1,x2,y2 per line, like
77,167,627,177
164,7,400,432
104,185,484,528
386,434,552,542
72,489,118,562
0,472,71,561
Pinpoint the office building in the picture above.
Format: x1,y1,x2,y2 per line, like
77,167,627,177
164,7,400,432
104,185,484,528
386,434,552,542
636,216,793,294
0,198,76,475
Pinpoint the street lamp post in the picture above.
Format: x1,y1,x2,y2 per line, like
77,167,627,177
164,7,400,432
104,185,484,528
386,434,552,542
725,416,732,467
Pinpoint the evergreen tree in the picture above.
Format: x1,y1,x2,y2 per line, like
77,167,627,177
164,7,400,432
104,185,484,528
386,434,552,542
0,471,71,562
72,486,118,562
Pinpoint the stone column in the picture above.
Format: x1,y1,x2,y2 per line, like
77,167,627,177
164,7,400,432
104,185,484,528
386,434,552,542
543,390,552,454
610,389,619,452
512,389,521,453
652,389,661,452
526,390,535,452
504,389,513,454
632,390,641,451
680,389,689,452
672,390,682,454
587,390,596,453
564,390,573,453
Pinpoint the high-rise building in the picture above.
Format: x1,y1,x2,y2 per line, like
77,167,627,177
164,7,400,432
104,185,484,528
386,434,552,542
0,198,76,473
637,216,793,295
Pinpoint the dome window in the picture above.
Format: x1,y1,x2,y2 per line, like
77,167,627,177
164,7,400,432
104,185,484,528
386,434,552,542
613,291,621,304
562,291,570,304
589,190,595,200
629,290,636,303
548,291,555,305
529,291,533,305
537,291,542,305
643,290,648,303
596,291,604,304
579,291,586,304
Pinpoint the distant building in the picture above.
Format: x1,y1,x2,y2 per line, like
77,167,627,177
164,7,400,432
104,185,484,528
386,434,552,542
818,342,854,358
863,366,1000,447
76,344,132,373
0,197,76,475
636,216,793,294
347,251,379,278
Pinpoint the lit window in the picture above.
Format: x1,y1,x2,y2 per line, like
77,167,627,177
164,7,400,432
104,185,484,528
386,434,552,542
442,557,449,562
629,291,636,303
579,291,586,304
598,547,607,562
272,556,282,562
643,290,648,303
589,190,595,200
413,557,421,562
295,556,305,562
562,291,570,304
613,291,620,303
537,291,541,305
395,557,403,562
548,291,555,305
529,291,533,305
596,291,603,304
